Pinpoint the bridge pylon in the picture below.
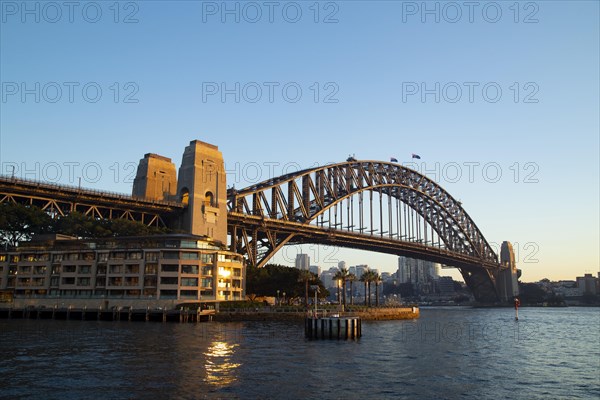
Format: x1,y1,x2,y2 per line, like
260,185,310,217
176,140,228,243
496,241,520,302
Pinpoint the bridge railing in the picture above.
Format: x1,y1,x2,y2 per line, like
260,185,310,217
0,174,184,207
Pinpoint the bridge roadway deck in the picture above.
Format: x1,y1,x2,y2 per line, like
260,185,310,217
0,176,184,213
227,213,504,271
0,176,503,272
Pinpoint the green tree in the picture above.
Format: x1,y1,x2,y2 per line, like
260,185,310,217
298,269,315,308
360,271,370,306
333,267,349,307
246,264,327,303
347,273,356,305
372,271,381,306
518,283,546,304
0,203,53,246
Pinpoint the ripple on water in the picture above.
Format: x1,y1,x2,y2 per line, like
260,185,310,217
1,309,599,399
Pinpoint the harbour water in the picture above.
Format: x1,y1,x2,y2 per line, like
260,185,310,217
1,307,598,399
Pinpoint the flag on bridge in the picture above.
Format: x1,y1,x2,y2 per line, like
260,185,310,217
390,157,398,163
412,153,421,159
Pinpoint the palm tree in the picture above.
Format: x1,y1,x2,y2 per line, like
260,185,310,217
360,271,370,306
372,272,381,306
298,270,314,309
333,267,349,308
347,273,356,305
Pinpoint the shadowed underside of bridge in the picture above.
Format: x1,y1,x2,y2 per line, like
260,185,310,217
227,161,505,303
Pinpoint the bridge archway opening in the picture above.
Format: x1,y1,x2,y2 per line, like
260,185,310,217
180,187,189,205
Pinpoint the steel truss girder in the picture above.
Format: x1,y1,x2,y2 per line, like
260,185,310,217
228,161,498,263
0,177,183,227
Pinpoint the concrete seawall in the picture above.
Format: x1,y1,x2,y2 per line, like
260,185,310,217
214,307,419,322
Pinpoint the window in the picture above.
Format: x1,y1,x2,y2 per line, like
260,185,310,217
202,266,213,275
181,278,198,287
62,277,75,285
125,277,139,286
34,266,46,275
160,289,177,298
180,187,189,205
63,265,76,273
19,266,32,274
160,277,178,285
67,253,79,261
162,251,179,259
181,265,198,274
79,265,91,274
98,253,109,262
165,240,179,248
53,254,63,262
144,277,157,287
109,265,122,274
97,265,107,274
78,278,91,286
201,278,212,287
125,265,140,274
110,252,125,260
0,255,6,262
161,264,178,273
180,290,197,299
145,252,159,261
128,252,142,260
200,254,213,263
83,253,95,261
180,240,198,249
145,264,157,274
109,277,123,286
32,278,45,286
182,252,199,260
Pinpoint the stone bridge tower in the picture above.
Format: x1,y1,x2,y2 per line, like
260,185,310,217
176,140,227,243
497,241,520,302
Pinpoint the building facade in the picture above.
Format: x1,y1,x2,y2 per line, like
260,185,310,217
0,234,245,308
295,254,310,270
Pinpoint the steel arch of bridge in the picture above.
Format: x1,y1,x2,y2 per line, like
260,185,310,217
227,160,503,302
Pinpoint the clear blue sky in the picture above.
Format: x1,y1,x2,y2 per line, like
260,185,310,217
1,0,598,281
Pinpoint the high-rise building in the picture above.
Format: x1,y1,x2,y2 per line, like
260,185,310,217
309,265,320,276
355,265,368,278
397,256,438,285
338,261,347,270
576,273,599,295
295,254,310,270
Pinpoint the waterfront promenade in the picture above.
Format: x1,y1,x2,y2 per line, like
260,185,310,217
0,304,419,323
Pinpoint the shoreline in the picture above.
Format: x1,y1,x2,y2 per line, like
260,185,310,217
0,306,420,323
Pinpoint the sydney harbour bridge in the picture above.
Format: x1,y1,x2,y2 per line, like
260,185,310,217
0,140,517,303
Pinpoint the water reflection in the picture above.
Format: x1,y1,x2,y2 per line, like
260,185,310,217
203,340,241,386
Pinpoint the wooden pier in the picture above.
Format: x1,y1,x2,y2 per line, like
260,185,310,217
305,316,362,340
